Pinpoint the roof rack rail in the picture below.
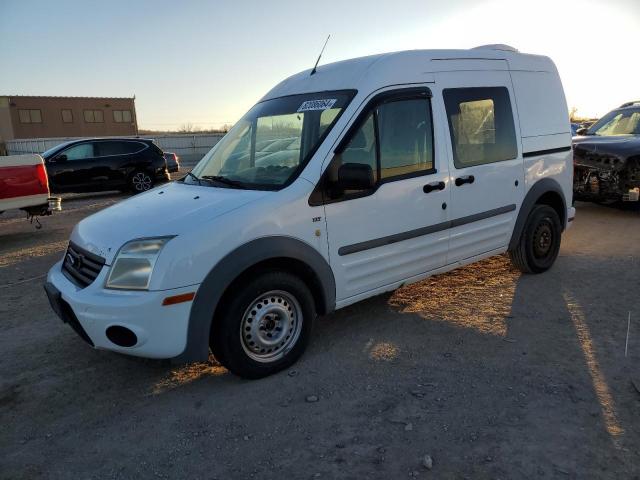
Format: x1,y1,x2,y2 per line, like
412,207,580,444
471,44,519,52
619,100,640,108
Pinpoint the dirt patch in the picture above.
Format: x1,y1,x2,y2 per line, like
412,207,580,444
390,255,520,336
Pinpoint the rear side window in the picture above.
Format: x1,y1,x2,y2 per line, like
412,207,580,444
443,87,517,168
96,141,143,156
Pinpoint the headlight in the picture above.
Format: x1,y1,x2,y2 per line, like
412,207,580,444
105,237,174,290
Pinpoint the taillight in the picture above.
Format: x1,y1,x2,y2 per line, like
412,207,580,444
35,163,49,190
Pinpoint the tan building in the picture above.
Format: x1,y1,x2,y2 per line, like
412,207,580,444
0,95,138,141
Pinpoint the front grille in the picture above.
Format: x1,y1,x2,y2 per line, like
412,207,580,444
62,242,106,288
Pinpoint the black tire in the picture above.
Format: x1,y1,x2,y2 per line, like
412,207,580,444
210,271,315,379
509,204,562,274
129,170,154,193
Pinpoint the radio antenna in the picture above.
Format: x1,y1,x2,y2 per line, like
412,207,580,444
310,35,330,76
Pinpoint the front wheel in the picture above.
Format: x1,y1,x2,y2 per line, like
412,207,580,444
130,170,154,193
210,272,315,379
509,204,562,273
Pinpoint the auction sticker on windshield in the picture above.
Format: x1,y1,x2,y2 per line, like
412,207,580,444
297,99,337,112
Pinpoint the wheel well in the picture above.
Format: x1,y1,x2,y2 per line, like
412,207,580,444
212,257,328,326
535,190,566,227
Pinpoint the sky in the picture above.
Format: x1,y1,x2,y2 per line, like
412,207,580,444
1,0,638,130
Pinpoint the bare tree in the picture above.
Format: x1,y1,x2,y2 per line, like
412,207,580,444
178,122,195,133
569,107,578,122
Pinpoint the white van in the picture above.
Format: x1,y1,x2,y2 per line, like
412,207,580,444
45,45,575,378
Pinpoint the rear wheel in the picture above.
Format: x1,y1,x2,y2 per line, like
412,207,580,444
210,272,315,379
130,170,154,193
509,204,562,273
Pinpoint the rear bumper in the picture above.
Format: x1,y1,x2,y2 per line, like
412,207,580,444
0,193,49,212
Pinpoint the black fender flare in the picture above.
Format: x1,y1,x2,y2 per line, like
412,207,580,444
173,236,336,363
508,178,567,250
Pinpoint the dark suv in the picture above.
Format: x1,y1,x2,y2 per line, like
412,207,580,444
42,138,170,193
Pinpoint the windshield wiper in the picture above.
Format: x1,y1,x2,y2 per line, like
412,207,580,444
201,175,245,188
182,171,202,185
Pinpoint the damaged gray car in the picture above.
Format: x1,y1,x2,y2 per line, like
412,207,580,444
573,101,640,204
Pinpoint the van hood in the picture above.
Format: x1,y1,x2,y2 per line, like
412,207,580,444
71,182,269,263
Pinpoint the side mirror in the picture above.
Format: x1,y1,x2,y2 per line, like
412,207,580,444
576,127,588,136
54,154,68,162
337,162,375,190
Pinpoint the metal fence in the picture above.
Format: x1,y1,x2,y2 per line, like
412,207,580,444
5,134,225,168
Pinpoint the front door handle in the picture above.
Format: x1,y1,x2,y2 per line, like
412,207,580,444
423,181,445,194
454,175,475,187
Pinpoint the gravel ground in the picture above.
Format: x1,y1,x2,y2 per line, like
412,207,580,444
1,190,639,479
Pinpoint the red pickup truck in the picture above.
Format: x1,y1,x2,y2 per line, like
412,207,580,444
0,154,61,221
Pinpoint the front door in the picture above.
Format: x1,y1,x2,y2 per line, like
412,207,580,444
436,71,524,263
319,87,451,304
48,141,96,191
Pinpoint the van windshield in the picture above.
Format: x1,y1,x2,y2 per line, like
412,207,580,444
187,90,355,190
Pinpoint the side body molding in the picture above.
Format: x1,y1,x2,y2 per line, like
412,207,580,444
508,177,567,250
173,236,336,363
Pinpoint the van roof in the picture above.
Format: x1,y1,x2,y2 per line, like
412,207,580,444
262,47,557,101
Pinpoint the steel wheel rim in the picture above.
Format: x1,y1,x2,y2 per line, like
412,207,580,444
133,172,152,191
533,219,553,258
240,290,303,363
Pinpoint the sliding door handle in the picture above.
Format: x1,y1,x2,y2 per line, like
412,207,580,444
455,175,475,187
423,181,446,194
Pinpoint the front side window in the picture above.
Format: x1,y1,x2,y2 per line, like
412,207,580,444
588,108,640,136
187,90,355,190
341,113,378,182
443,87,517,168
378,98,433,179
61,143,94,161
316,112,379,202
311,90,434,204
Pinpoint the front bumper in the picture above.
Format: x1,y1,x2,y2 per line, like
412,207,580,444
567,206,576,229
45,259,198,359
